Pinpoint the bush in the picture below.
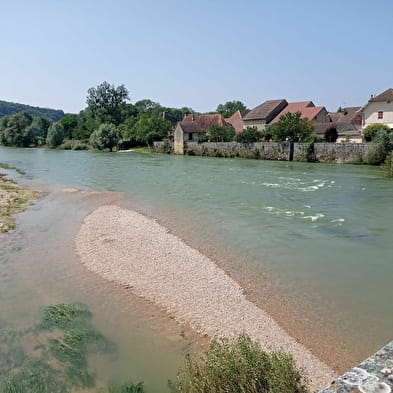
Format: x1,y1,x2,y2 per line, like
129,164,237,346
208,125,236,142
89,123,121,151
363,123,391,142
364,130,391,164
173,334,308,393
267,112,314,142
46,122,65,147
324,127,338,142
235,127,262,143
197,132,208,143
383,152,393,178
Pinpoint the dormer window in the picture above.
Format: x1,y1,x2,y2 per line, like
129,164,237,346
378,111,384,119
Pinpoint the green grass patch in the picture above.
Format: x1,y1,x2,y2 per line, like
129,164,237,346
0,163,26,176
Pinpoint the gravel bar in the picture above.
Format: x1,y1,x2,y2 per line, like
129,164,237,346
75,205,336,390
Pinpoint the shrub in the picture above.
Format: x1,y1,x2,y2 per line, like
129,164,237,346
267,112,314,142
89,123,121,151
197,132,208,143
173,334,308,393
235,127,262,143
383,152,393,178
324,127,338,143
363,123,391,142
208,125,236,142
46,122,65,147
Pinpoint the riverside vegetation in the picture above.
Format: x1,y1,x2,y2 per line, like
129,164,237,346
0,167,41,232
0,303,308,393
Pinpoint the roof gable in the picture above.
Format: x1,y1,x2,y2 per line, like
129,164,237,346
369,88,393,102
271,102,326,123
179,114,230,133
244,99,288,122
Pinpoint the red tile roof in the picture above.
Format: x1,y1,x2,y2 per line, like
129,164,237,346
271,102,325,123
180,114,230,133
225,110,250,133
369,88,393,102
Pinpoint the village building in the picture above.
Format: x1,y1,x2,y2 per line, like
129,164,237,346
243,99,288,130
361,88,393,131
270,101,330,124
314,107,363,143
224,109,250,133
174,114,229,154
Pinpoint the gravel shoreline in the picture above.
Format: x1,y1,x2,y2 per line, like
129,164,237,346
76,205,337,390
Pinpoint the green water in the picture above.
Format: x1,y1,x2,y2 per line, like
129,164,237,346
1,147,393,387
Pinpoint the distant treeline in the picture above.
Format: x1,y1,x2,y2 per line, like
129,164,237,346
0,100,65,122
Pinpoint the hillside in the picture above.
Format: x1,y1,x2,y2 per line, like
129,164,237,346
0,99,66,121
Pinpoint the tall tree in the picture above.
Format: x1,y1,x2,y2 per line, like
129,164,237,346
216,101,247,118
86,81,129,125
46,122,65,147
0,111,34,147
267,112,314,142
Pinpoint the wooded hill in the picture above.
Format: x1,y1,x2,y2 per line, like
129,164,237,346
0,99,65,121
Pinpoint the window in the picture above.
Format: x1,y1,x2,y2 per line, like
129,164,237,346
378,111,384,119
188,133,193,141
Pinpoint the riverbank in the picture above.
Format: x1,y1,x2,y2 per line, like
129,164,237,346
0,171,41,232
76,205,337,390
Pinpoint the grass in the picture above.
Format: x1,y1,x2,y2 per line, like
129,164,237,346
0,163,26,176
173,334,308,393
0,173,41,232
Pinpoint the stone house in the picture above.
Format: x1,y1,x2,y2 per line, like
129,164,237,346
243,99,288,130
361,88,393,130
174,114,229,154
314,107,363,143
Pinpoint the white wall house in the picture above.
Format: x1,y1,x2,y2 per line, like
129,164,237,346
362,88,393,130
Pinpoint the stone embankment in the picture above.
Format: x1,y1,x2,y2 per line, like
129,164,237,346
152,141,377,164
76,205,336,391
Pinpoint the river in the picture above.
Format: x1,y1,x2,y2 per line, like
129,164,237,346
1,146,392,390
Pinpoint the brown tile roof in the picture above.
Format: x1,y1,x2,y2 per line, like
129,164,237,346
369,88,393,102
270,101,327,123
225,109,250,133
179,114,230,133
244,99,288,122
328,107,362,126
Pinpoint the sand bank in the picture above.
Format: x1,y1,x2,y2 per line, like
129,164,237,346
75,205,336,390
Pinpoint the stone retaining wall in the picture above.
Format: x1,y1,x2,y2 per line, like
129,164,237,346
318,341,393,393
152,141,378,164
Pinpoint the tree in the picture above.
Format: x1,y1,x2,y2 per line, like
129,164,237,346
267,112,314,142
363,123,391,142
60,114,78,139
324,126,338,143
46,122,65,147
173,335,308,393
208,125,236,142
235,127,262,143
89,123,121,151
0,111,35,147
134,99,161,115
216,101,247,118
132,115,172,145
86,81,129,125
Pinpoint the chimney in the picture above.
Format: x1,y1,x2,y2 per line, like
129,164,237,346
192,114,195,122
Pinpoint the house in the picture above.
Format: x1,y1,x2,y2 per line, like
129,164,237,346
174,114,229,154
361,88,393,130
314,107,363,143
243,99,288,130
225,109,250,133
270,101,330,124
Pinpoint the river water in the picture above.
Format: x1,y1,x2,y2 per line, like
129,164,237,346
1,147,393,389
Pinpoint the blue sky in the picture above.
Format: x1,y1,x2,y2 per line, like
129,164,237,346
1,0,392,114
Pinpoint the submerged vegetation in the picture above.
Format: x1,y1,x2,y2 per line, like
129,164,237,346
172,334,308,393
0,302,133,393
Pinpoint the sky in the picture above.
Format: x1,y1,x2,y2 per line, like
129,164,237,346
1,0,392,114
